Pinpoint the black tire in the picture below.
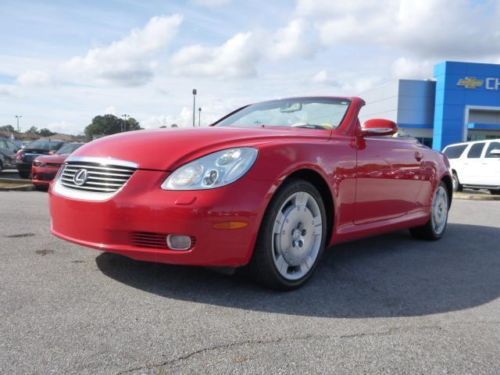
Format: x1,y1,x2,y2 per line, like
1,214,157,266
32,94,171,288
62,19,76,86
490,189,500,196
18,170,31,179
452,171,462,192
410,182,449,241
248,179,328,290
34,185,48,192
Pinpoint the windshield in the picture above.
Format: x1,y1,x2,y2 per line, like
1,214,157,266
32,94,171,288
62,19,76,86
57,143,83,155
215,98,350,130
27,139,64,150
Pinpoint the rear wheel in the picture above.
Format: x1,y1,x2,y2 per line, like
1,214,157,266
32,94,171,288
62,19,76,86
452,171,462,192
410,182,449,240
248,179,327,290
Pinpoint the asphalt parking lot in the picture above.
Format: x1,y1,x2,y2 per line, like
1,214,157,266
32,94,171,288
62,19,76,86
1,191,499,374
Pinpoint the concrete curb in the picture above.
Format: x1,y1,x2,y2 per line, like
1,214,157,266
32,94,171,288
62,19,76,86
0,177,31,183
454,192,500,201
0,184,34,191
0,178,34,191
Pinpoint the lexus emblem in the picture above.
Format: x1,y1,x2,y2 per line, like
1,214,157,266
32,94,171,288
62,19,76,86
73,169,88,186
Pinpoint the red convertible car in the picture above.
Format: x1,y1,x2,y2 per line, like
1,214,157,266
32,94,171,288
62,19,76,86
32,142,83,190
49,97,452,289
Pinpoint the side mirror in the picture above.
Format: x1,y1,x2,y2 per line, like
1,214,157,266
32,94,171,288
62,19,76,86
361,119,398,136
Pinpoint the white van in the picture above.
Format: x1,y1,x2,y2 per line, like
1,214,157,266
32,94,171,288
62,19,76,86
443,139,500,195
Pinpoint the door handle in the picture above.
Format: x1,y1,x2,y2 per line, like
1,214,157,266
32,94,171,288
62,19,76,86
415,151,423,161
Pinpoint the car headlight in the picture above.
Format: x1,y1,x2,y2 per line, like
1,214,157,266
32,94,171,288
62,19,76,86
33,161,46,167
161,147,258,190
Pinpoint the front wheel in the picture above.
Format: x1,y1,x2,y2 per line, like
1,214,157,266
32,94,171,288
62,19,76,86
490,189,500,196
452,172,462,192
248,179,327,290
410,182,449,240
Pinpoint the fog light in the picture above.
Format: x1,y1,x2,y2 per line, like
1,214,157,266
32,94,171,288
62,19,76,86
166,235,192,250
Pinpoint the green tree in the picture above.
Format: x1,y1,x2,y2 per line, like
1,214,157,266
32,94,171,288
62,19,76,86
26,126,39,134
38,128,56,137
84,114,141,140
0,124,15,133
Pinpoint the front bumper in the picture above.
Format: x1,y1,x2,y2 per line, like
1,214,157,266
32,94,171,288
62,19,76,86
50,169,270,267
32,165,59,186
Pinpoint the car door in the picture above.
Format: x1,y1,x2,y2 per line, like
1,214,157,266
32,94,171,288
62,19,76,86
460,142,486,185
481,141,500,186
355,136,422,224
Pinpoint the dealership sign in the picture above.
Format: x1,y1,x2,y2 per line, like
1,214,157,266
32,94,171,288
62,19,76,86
457,76,500,90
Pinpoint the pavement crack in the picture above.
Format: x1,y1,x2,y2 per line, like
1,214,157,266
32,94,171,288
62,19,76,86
4,232,35,238
339,325,444,339
35,249,55,256
116,326,446,374
116,335,315,374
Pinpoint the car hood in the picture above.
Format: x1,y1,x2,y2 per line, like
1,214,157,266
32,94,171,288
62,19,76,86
35,154,68,164
70,127,329,171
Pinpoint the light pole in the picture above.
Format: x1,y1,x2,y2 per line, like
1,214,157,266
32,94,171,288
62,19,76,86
121,114,130,132
198,107,202,127
192,89,197,127
15,115,22,132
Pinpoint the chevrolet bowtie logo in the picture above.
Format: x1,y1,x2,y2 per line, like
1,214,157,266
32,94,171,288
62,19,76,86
457,77,484,89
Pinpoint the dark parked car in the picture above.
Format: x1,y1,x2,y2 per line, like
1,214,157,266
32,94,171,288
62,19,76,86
16,139,65,178
0,137,20,172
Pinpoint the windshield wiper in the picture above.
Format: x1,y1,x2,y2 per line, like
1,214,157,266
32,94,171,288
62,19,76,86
291,123,330,130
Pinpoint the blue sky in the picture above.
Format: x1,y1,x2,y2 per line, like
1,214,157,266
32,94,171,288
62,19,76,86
0,0,499,134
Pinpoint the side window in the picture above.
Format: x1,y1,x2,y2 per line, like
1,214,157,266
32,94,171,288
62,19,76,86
444,144,467,159
467,143,485,159
6,140,16,152
485,142,500,158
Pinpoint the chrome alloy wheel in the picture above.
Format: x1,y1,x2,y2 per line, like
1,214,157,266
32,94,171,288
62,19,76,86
431,185,448,235
271,191,323,281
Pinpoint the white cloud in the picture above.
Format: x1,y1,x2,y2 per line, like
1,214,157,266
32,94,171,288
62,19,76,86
171,32,261,78
142,107,194,128
0,85,16,97
103,106,117,115
311,69,381,93
296,0,500,60
191,0,231,7
391,57,434,79
17,70,53,87
46,121,82,135
271,19,316,60
170,17,319,79
65,14,183,86
312,70,339,86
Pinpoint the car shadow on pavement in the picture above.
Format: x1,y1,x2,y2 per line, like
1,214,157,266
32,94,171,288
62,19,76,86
96,223,500,318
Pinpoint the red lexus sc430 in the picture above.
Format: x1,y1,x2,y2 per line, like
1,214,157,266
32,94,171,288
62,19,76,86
50,97,452,289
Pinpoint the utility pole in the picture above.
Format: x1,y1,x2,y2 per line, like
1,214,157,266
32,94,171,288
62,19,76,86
192,89,197,127
198,107,202,127
122,114,130,132
15,115,22,132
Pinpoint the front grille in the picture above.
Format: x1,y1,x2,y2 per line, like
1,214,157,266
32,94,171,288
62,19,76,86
34,172,56,181
60,161,136,193
130,232,197,250
131,232,168,249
